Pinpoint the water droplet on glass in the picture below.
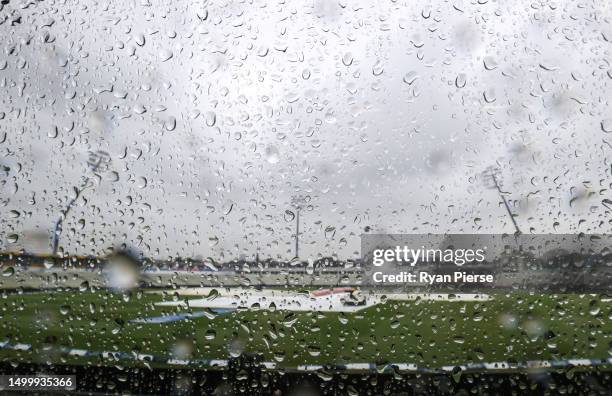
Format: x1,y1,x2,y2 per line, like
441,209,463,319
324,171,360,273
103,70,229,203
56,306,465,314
372,61,384,76
284,210,295,222
455,73,466,88
307,345,321,356
403,71,419,85
483,56,498,70
164,116,176,131
223,202,234,215
342,52,353,66
134,34,145,46
483,89,496,103
205,111,216,127
205,329,216,340
48,126,58,138
133,104,146,114
159,49,173,62
265,145,280,164
539,63,559,71
324,226,336,240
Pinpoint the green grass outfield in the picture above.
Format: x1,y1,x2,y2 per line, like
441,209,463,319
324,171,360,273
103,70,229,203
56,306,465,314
0,289,610,370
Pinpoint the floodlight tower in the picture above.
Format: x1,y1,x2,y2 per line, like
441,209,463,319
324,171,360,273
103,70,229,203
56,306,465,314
290,195,306,259
51,150,111,255
482,166,521,235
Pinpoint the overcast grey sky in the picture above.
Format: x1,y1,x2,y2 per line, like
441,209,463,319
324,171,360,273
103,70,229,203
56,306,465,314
1,0,611,260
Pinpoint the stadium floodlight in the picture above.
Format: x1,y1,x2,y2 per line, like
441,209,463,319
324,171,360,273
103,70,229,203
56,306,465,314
482,166,521,235
290,195,307,259
51,150,111,256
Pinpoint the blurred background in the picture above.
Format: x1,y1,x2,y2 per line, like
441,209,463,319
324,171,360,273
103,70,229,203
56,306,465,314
0,0,611,261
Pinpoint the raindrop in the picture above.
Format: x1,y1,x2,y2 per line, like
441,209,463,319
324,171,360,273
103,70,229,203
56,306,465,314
273,351,286,362
483,89,496,103
164,116,177,131
265,145,280,164
206,289,219,300
228,339,244,358
601,119,612,133
403,71,419,85
79,281,90,292
316,370,333,381
223,202,234,215
106,171,120,182
483,56,498,70
455,73,466,88
282,313,298,328
134,34,145,47
372,61,384,76
342,52,353,66
589,300,600,316
202,260,219,275
205,111,216,127
137,177,147,189
205,329,216,340
539,63,559,71
159,49,173,62
451,366,462,383
307,345,321,356
48,126,58,138
284,210,295,222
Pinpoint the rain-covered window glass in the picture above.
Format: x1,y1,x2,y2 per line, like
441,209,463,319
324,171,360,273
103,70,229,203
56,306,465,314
0,0,610,394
